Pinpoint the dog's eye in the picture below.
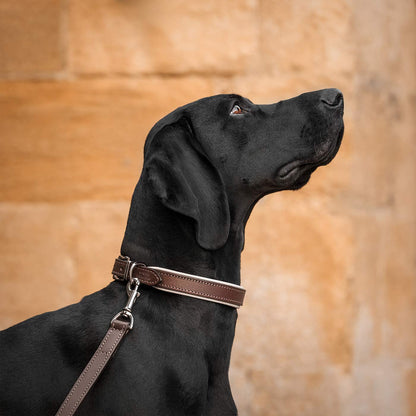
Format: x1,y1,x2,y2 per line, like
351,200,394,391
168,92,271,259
230,104,244,115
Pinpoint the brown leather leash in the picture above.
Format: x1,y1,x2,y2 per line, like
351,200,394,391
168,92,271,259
55,256,245,416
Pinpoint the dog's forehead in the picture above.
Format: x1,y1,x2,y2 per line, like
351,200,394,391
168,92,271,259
186,94,253,111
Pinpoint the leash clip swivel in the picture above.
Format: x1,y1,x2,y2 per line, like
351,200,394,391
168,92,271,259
111,265,141,331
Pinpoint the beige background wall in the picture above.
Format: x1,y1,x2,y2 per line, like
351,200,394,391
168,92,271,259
0,1,415,415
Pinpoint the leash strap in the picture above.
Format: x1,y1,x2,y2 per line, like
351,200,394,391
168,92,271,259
112,256,246,308
55,320,129,416
55,279,140,416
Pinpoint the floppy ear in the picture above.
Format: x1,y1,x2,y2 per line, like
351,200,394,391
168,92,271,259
144,118,230,250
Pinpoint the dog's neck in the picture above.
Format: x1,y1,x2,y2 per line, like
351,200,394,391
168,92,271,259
120,180,253,286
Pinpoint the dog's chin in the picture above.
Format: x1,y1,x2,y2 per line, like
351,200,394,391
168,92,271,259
278,165,317,190
277,125,344,190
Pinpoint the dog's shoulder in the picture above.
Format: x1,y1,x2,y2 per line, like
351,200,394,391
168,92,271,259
0,282,123,355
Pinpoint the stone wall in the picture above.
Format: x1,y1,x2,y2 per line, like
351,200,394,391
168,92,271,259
0,1,415,415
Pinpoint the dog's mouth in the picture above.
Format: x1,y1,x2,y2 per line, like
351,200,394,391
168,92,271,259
278,125,344,183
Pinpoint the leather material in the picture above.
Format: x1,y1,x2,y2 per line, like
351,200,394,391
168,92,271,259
113,257,161,285
55,319,130,416
112,257,246,308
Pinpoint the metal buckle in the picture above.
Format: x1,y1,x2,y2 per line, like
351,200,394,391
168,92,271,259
112,255,131,281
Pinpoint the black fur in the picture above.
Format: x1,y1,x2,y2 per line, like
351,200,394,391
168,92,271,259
0,89,344,415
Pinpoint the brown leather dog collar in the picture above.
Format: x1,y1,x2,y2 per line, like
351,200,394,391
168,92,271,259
112,256,245,308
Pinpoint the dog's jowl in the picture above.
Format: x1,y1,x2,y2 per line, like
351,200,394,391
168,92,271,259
0,89,344,416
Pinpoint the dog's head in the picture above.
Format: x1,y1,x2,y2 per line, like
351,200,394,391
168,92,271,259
143,89,344,250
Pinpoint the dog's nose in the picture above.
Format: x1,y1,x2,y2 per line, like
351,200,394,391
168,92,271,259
320,88,343,108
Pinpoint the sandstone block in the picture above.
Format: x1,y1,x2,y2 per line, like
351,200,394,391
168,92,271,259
257,0,354,79
0,0,65,77
351,0,416,86
74,201,130,298
0,203,78,329
69,0,258,75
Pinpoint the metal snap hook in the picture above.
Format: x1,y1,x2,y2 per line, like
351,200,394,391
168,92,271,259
112,276,141,331
125,277,140,309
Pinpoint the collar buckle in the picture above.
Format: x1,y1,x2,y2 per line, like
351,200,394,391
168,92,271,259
112,255,132,281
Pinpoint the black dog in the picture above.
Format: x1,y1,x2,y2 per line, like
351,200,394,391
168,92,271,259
0,89,344,415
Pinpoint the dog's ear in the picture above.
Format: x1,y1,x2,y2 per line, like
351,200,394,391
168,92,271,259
144,117,230,250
